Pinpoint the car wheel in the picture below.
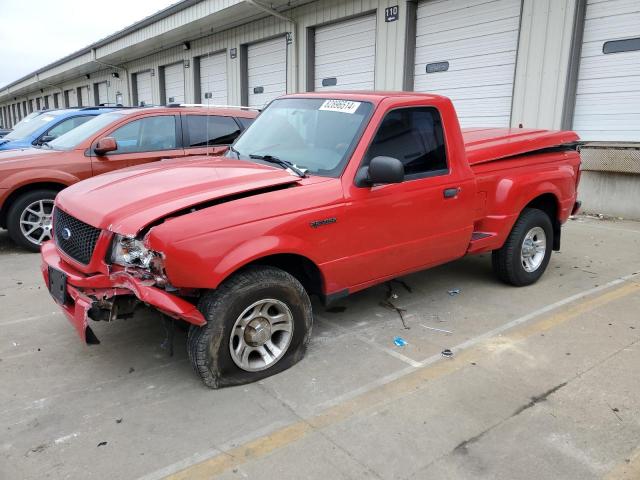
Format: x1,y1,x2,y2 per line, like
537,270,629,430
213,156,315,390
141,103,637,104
188,266,313,388
492,208,553,286
7,189,57,252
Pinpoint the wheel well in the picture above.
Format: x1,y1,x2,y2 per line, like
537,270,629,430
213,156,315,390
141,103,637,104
238,254,324,298
524,193,561,251
0,182,66,229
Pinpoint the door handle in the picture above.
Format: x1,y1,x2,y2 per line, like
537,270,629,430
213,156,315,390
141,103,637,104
443,187,460,198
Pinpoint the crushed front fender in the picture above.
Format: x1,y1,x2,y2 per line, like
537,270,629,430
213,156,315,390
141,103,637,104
41,241,206,344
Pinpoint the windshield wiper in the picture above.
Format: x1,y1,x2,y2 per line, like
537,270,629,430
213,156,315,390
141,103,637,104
249,153,307,178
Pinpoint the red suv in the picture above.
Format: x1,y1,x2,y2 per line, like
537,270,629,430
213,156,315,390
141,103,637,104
0,106,257,250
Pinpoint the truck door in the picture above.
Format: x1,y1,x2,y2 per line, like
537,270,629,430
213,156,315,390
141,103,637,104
342,106,475,286
91,114,184,175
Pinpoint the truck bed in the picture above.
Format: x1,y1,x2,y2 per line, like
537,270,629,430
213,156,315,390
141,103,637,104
462,128,579,166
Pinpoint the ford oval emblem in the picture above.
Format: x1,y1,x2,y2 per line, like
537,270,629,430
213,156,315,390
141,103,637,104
61,228,72,241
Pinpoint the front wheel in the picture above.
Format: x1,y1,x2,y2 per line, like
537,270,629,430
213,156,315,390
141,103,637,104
187,266,313,388
492,208,553,286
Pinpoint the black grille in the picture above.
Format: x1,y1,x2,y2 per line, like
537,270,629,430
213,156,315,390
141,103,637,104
53,208,101,265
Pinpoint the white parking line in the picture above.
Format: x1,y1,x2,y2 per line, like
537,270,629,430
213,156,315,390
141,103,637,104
316,315,422,368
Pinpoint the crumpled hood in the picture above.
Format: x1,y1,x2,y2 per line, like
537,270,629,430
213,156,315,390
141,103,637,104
56,156,302,235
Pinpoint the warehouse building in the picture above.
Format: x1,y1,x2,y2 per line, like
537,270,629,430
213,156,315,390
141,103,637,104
0,0,638,217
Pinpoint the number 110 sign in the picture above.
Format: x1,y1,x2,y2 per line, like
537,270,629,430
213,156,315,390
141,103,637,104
385,5,399,22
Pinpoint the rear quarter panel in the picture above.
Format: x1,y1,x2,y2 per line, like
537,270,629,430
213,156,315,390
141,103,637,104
471,150,581,249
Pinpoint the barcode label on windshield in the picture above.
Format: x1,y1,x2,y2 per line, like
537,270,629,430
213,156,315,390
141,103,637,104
319,100,361,114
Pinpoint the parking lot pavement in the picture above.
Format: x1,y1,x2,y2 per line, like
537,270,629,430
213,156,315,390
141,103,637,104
1,216,639,480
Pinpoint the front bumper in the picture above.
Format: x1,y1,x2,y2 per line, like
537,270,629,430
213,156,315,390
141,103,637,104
41,241,206,344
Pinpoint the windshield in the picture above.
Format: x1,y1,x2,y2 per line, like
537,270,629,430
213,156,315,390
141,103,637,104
48,112,125,150
4,111,55,140
231,98,373,177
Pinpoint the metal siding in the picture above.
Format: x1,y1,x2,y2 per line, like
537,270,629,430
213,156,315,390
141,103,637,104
135,71,153,106
413,0,522,127
2,0,410,105
199,52,228,104
573,0,640,141
247,36,287,108
511,0,577,130
163,62,186,104
314,14,377,91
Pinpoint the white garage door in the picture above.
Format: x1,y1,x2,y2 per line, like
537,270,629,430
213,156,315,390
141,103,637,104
66,89,77,108
163,62,185,104
247,37,287,108
96,82,109,105
414,0,521,127
314,14,377,91
573,0,640,141
199,52,227,104
79,86,89,107
135,71,153,106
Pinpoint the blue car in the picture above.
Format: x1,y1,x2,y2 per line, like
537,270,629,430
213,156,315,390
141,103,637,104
0,107,120,151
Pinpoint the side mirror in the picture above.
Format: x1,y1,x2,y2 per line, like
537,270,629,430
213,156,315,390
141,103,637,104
94,137,118,156
38,135,55,145
355,156,405,187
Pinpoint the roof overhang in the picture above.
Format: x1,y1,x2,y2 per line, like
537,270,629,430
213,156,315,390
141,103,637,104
0,0,307,101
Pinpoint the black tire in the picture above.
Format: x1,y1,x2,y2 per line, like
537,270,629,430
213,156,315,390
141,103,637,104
492,208,554,287
187,266,313,388
6,189,57,252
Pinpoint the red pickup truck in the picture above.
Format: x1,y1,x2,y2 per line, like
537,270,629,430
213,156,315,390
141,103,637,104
41,92,581,388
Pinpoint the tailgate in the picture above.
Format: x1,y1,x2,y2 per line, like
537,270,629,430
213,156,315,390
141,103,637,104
463,128,579,166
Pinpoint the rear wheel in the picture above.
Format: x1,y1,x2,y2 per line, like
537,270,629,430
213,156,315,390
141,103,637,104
6,190,57,252
188,266,313,388
492,208,553,286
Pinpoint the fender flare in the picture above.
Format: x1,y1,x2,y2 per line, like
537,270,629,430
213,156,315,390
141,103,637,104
210,235,326,290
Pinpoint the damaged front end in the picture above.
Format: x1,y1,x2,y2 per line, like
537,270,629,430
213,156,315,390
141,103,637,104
41,240,205,344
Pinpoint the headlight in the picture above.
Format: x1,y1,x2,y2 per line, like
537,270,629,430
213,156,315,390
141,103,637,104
110,234,158,269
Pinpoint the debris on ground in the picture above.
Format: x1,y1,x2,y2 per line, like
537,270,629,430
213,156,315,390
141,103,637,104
26,444,49,456
447,289,461,296
116,418,123,424
441,349,454,358
420,324,453,335
608,404,623,421
128,367,135,374
393,336,408,347
381,282,410,329
97,441,108,447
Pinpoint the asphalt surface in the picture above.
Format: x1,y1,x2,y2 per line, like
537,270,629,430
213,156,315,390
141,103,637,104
1,216,639,480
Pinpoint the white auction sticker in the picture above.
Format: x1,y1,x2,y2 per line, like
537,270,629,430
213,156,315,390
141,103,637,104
319,99,361,114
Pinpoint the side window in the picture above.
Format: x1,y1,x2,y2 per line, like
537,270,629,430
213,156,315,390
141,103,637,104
186,115,241,147
237,117,255,129
365,107,448,178
110,116,177,153
46,116,92,138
